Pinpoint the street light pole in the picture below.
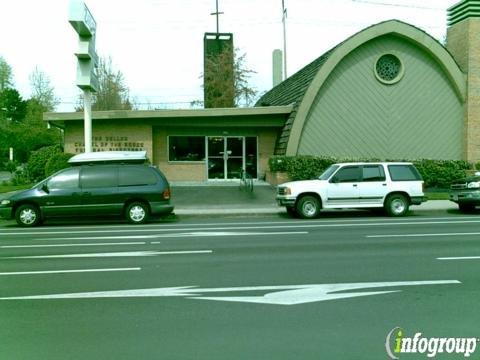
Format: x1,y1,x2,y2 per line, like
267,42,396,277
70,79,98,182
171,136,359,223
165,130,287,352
83,90,93,153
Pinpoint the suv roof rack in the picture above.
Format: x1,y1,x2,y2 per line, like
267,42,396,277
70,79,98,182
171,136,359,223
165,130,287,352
68,151,148,165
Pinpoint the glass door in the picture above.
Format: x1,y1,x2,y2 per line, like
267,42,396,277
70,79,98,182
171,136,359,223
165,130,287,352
226,137,243,179
207,136,257,180
207,137,225,179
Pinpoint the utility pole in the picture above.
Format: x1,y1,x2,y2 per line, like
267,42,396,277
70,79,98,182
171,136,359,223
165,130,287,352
210,0,224,34
282,0,287,79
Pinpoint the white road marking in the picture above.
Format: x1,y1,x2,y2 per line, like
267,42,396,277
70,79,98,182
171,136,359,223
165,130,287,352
2,250,213,259
0,216,477,232
368,232,480,238
34,235,161,241
0,268,141,276
0,280,460,304
437,256,480,261
1,242,146,248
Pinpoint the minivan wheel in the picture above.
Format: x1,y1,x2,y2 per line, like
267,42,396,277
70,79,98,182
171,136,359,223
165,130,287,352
15,204,41,227
385,194,409,217
126,202,150,224
296,195,320,219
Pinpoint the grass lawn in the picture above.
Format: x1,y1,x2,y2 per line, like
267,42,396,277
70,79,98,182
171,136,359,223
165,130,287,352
425,190,449,200
0,184,32,194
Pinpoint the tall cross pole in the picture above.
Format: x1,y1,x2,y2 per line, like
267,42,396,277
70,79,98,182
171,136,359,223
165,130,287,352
210,0,224,34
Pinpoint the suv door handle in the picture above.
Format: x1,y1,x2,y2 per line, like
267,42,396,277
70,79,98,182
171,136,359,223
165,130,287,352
353,184,358,187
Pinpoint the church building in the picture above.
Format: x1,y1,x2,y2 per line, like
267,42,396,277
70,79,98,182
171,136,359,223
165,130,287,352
45,0,480,182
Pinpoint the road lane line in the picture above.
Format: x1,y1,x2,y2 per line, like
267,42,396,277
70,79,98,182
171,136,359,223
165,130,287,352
33,235,161,241
1,216,478,232
2,250,213,259
367,232,480,238
437,256,480,261
0,268,141,276
0,242,146,248
4,220,480,236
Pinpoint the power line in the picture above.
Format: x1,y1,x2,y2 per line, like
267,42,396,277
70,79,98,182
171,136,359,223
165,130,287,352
350,0,445,11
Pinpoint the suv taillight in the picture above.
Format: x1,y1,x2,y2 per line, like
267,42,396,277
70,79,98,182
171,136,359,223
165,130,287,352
163,188,171,200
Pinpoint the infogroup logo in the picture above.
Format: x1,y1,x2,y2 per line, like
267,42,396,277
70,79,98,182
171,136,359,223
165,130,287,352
385,327,478,359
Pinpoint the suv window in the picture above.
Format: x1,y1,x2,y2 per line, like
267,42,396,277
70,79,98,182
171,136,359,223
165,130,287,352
362,165,386,182
119,166,158,186
47,168,80,189
388,165,422,181
81,166,118,188
333,166,361,183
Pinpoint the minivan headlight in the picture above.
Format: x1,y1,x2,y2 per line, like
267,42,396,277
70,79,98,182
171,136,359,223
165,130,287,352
0,199,11,205
467,182,480,189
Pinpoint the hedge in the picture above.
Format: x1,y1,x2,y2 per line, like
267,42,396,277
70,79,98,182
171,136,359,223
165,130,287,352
268,156,472,188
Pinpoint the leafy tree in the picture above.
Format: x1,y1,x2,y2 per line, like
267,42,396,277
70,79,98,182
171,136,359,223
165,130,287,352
0,56,13,91
29,67,59,112
0,88,27,123
89,56,132,111
27,145,62,182
203,46,257,108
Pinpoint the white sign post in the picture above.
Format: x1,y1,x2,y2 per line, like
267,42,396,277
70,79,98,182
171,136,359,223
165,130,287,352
68,0,98,153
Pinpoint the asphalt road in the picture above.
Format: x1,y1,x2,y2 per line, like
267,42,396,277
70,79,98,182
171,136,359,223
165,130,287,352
1,213,480,359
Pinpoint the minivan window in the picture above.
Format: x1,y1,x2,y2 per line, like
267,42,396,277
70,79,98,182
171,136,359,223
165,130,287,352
388,165,422,181
47,168,80,189
119,167,158,186
81,166,118,188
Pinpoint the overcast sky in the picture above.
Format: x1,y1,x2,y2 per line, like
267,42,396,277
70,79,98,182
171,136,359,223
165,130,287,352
0,0,458,112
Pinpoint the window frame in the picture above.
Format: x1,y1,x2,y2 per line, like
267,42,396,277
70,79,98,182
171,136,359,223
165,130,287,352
167,135,206,163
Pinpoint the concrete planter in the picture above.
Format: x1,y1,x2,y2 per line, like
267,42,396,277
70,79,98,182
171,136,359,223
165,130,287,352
266,171,291,186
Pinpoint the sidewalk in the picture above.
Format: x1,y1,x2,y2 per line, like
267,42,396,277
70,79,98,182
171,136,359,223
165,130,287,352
171,182,458,216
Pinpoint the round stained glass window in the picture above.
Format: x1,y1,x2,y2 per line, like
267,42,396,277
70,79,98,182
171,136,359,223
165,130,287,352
375,54,404,84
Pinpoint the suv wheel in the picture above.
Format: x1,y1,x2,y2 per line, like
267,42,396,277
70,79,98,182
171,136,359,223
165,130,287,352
126,202,150,224
15,204,41,227
385,194,409,217
296,195,320,219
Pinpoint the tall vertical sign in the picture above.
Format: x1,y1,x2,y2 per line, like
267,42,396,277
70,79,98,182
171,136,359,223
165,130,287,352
68,0,98,153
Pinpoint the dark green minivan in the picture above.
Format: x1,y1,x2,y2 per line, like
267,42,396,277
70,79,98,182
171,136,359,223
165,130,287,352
0,156,174,226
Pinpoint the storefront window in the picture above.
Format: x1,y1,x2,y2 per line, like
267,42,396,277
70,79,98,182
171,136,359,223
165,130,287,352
168,136,206,162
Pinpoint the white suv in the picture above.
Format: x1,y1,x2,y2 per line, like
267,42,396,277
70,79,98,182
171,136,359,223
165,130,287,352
276,162,425,218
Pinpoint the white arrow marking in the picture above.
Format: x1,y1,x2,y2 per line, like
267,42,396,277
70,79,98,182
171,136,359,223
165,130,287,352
2,250,212,259
0,280,460,304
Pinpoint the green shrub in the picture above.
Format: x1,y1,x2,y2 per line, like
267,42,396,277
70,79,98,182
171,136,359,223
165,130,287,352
268,156,472,188
26,145,62,182
45,153,74,178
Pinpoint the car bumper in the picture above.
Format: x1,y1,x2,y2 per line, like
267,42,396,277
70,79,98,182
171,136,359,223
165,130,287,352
276,196,297,207
0,206,13,220
150,202,174,216
449,190,480,204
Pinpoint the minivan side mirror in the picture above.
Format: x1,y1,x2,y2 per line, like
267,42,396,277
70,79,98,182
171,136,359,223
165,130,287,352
41,183,50,193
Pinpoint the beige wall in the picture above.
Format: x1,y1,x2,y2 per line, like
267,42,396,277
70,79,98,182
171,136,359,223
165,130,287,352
152,127,278,181
65,122,278,182
65,122,153,159
447,19,480,162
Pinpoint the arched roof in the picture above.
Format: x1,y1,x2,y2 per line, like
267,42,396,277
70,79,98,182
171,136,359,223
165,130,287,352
257,20,466,155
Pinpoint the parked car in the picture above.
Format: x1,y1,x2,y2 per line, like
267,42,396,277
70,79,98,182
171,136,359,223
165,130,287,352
0,151,174,226
276,162,425,218
449,173,480,212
